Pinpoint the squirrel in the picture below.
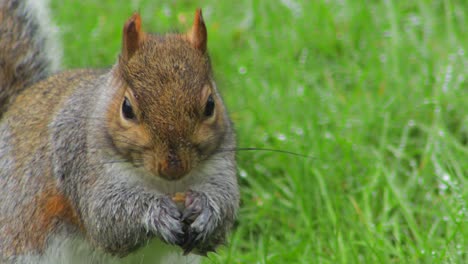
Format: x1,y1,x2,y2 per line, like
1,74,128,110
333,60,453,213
0,0,240,263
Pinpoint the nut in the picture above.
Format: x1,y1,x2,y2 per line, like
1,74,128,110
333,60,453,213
172,192,186,203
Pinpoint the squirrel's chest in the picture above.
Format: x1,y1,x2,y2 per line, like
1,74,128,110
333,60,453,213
18,235,200,264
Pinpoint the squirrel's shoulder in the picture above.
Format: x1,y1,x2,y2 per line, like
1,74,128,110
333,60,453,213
3,69,108,120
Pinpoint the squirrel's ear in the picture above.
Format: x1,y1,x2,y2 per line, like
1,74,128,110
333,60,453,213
122,13,144,61
187,8,207,53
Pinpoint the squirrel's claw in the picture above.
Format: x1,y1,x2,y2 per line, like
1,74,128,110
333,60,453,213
182,231,216,256
180,190,221,255
146,196,185,245
182,230,199,255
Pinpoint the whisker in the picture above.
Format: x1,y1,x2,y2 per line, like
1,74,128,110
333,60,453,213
216,147,314,159
113,137,146,150
81,159,144,172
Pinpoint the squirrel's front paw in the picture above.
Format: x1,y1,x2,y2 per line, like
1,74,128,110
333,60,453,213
181,191,222,255
145,196,184,245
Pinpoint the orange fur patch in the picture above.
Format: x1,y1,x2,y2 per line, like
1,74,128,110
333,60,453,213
41,192,82,229
26,190,83,254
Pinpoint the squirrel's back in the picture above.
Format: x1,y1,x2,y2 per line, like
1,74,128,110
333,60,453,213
0,0,61,117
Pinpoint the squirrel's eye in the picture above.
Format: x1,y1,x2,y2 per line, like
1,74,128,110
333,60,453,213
122,97,136,120
204,94,215,117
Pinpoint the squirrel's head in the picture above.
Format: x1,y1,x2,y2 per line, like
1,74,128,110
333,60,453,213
106,9,228,181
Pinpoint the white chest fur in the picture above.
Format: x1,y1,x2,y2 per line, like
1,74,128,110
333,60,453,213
17,236,200,264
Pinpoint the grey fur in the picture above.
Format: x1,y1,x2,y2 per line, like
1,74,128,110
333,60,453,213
0,0,239,262
47,72,239,256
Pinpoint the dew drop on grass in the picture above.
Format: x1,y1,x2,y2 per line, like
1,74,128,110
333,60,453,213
276,133,287,141
279,0,303,17
442,63,453,93
438,183,448,194
163,5,172,17
239,169,248,178
379,54,387,63
324,131,333,140
299,48,308,65
407,14,421,26
238,66,247,75
442,173,450,182
292,126,304,136
296,85,304,96
418,177,423,185
458,48,465,56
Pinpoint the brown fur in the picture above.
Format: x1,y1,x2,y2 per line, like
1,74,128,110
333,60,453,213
110,12,225,180
0,70,100,256
2,182,81,256
0,5,238,260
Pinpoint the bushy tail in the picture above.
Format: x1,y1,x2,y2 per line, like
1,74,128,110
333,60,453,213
0,0,61,116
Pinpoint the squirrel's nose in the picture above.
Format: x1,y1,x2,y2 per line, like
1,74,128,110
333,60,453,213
158,152,187,180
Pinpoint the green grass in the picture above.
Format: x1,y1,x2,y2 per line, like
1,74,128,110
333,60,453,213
50,1,467,263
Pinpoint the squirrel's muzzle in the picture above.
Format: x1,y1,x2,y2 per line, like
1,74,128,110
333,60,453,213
157,151,188,180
